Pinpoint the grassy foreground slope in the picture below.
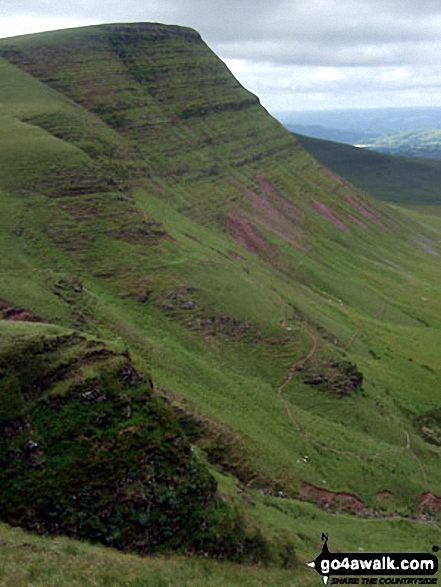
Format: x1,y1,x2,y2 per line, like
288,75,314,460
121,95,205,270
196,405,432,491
0,23,440,582
2,506,441,587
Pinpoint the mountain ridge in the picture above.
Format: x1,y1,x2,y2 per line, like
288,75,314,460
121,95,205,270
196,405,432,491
0,22,440,583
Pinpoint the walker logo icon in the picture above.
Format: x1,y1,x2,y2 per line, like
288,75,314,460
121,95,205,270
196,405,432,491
307,534,438,585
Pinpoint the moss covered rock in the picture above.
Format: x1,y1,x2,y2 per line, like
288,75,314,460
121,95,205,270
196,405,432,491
0,331,216,552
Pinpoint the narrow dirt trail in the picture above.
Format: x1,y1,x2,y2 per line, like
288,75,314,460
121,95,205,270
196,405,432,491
344,298,387,350
276,327,317,443
276,315,401,459
276,299,432,476
275,315,438,527
405,431,429,489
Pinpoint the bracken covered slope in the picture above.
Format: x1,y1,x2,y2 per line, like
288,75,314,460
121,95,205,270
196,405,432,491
0,23,441,577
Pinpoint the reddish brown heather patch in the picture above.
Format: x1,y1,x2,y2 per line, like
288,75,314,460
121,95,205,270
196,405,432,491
0,299,45,323
345,196,389,230
255,175,301,221
312,201,350,233
419,491,441,515
302,482,367,515
240,183,287,220
233,178,304,249
225,216,277,260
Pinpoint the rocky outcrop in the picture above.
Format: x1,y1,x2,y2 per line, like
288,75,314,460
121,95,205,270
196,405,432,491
0,332,216,552
302,360,363,398
419,491,441,516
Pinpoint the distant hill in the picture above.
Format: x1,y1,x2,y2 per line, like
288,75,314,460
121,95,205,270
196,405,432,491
279,108,441,159
294,133,441,204
367,128,441,159
284,123,374,145
276,106,441,143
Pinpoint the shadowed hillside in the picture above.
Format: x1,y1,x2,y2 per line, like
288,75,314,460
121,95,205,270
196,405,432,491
0,23,441,584
294,133,441,205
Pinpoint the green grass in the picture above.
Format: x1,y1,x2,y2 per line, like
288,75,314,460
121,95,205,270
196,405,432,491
0,22,441,584
1,488,440,587
0,522,316,587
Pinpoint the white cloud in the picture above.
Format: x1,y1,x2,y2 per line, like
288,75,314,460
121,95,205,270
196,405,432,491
316,68,343,82
225,58,441,111
378,67,411,83
0,14,97,39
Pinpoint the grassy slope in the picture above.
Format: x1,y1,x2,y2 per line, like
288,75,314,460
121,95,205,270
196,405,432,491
295,132,441,205
0,23,440,583
2,500,441,587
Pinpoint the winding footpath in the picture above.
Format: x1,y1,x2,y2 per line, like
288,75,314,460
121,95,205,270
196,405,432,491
276,300,439,526
277,300,402,459
344,298,387,350
276,327,317,444
277,323,404,459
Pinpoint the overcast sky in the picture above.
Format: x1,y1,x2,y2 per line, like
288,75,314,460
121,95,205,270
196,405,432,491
1,0,441,113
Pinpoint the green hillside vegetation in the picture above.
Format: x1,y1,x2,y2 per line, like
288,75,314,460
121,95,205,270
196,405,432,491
0,324,220,554
294,133,441,205
2,506,440,587
0,23,440,585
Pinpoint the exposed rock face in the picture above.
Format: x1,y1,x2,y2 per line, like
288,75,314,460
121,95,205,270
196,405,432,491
302,482,368,515
419,491,441,515
0,299,44,323
303,360,363,398
415,408,441,446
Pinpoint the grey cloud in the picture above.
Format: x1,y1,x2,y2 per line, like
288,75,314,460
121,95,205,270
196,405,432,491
2,0,441,110
218,38,441,67
3,0,441,68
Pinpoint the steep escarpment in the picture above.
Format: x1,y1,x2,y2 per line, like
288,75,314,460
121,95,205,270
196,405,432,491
0,22,391,236
0,24,440,568
0,23,288,188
